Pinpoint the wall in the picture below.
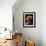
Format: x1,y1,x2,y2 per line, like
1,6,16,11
0,0,16,30
13,0,41,46
0,0,17,38
40,0,46,46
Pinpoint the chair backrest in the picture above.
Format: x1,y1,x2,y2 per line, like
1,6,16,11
25,40,35,46
15,33,23,46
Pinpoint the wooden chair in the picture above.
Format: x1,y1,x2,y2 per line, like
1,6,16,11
15,33,23,46
25,40,35,46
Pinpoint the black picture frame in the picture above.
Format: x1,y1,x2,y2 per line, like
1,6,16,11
23,12,36,28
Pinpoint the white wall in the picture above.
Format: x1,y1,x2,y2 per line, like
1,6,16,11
0,0,16,29
0,0,17,39
13,0,41,46
40,0,46,46
13,0,46,46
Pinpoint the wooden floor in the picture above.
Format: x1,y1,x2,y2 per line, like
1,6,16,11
0,39,16,46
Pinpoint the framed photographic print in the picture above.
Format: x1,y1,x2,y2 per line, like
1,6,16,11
23,12,36,28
